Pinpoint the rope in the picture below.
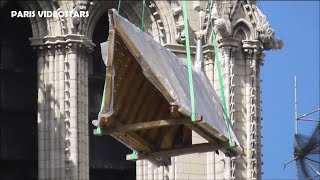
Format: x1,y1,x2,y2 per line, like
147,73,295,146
182,0,196,122
141,0,146,32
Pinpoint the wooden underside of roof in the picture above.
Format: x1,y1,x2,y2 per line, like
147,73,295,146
93,9,243,166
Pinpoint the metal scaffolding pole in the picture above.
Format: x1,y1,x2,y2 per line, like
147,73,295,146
294,76,299,180
294,76,298,135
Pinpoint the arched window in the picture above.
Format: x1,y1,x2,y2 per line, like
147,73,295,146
233,21,252,41
234,28,247,41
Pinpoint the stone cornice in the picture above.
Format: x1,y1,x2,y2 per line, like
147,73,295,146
164,44,197,55
164,44,215,58
30,34,96,52
29,37,45,46
202,44,214,55
217,38,241,48
242,40,263,51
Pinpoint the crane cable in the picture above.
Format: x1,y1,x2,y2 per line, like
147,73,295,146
206,0,233,147
117,0,121,12
182,0,196,122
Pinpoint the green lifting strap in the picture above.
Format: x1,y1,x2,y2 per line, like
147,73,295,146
210,22,233,148
207,0,213,27
203,0,232,147
141,0,146,32
96,127,101,136
182,0,196,122
130,151,136,161
117,0,121,12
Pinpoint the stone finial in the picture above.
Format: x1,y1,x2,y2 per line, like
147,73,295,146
171,6,182,16
195,30,205,40
175,30,186,44
172,5,185,44
252,5,284,50
214,17,232,38
71,0,91,33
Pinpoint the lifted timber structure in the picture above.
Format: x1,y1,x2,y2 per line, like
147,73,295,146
93,9,242,166
0,1,282,179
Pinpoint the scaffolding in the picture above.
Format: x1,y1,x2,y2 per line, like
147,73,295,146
284,76,320,180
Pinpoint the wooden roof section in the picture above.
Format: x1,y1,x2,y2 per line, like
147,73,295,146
93,9,243,166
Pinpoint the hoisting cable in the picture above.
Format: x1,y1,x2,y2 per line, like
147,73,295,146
182,0,196,122
211,30,232,147
141,0,146,32
206,0,233,147
117,0,121,12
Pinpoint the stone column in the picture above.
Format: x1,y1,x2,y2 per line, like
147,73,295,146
56,44,66,179
208,38,239,180
65,39,92,180
30,35,94,180
255,52,264,180
203,46,214,86
243,40,263,180
203,46,217,180
66,42,79,179
33,43,46,180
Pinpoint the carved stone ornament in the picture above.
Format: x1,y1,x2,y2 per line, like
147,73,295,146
214,17,232,38
252,5,283,50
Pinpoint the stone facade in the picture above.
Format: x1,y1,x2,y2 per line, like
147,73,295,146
0,0,281,179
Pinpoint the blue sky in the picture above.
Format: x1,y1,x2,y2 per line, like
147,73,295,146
258,1,320,179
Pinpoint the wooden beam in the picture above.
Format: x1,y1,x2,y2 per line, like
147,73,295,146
98,118,192,134
126,143,228,161
112,131,154,153
170,105,181,118
93,120,154,153
94,116,202,137
185,122,217,144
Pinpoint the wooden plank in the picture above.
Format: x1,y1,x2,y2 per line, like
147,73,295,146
196,121,231,142
185,116,217,144
160,126,178,149
144,68,175,103
109,118,190,133
113,57,141,121
182,125,192,145
112,131,154,153
95,119,155,153
126,143,228,161
117,61,145,125
185,123,214,143
131,88,162,140
125,79,149,124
